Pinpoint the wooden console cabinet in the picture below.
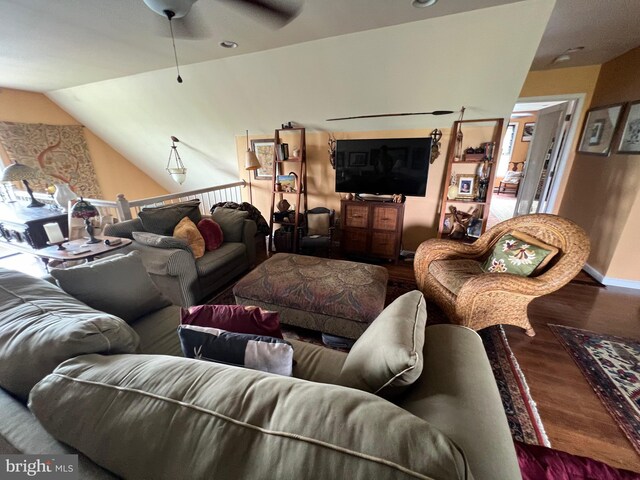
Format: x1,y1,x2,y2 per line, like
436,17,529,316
0,203,69,252
340,200,404,264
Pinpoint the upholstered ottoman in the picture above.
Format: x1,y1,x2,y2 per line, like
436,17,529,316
233,253,388,339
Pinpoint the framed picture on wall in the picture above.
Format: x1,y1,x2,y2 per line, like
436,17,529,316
251,139,275,180
521,122,535,142
617,100,640,154
577,103,624,156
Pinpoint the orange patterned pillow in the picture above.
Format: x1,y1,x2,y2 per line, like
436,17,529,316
173,217,205,258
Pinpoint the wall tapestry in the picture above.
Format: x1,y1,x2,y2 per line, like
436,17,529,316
0,122,103,198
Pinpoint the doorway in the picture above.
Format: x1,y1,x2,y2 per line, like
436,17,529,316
487,97,581,228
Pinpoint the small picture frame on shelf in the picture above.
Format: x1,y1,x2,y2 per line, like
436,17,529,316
577,103,624,156
455,174,478,198
277,174,297,193
617,100,640,154
467,217,483,238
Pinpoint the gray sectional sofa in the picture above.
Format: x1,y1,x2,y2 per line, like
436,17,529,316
0,259,521,480
104,202,257,307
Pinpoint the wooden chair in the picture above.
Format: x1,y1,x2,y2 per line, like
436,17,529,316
414,214,590,336
497,170,523,195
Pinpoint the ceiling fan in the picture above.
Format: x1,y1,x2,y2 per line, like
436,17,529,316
143,0,301,82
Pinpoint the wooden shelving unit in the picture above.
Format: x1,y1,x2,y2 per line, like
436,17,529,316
437,118,504,239
268,127,307,253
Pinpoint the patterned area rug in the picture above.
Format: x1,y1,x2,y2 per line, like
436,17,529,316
210,277,548,446
549,325,640,455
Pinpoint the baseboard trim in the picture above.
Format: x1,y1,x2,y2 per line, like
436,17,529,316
583,263,640,290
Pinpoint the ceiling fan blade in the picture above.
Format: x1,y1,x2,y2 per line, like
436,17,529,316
217,0,301,27
326,111,456,121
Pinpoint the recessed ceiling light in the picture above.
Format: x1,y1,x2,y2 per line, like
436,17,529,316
219,40,238,49
412,0,438,7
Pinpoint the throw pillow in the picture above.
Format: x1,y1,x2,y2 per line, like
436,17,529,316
178,325,293,376
173,217,205,259
211,207,249,243
337,290,427,396
482,232,556,276
50,252,172,324
197,218,224,251
181,304,283,339
510,230,559,273
307,212,330,236
138,200,202,235
132,231,191,252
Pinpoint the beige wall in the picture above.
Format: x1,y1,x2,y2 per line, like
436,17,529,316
557,47,640,282
0,88,167,200
518,65,601,212
236,126,495,251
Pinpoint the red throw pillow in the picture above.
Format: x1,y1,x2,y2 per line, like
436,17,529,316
197,218,224,251
180,305,283,339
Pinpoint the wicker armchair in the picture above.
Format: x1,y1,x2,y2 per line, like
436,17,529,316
415,214,590,336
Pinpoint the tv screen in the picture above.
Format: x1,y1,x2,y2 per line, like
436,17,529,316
335,137,432,197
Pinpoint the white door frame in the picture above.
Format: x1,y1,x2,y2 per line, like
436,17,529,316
516,93,586,213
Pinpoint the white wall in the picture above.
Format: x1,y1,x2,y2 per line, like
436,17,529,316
48,0,555,192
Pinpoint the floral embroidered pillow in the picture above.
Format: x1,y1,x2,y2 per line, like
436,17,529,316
482,232,556,276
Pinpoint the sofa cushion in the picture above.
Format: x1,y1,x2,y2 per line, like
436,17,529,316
197,218,224,251
211,207,249,242
138,200,202,236
178,325,293,376
337,290,427,395
131,305,182,357
0,268,139,401
482,232,555,276
194,243,246,277
132,231,191,252
428,259,485,295
181,304,283,339
29,354,470,479
50,252,172,324
173,217,205,259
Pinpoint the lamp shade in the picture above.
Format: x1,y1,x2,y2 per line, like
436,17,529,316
1,163,41,182
245,150,261,171
70,197,98,219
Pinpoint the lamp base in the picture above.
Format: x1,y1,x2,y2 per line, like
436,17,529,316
84,238,101,245
27,198,46,208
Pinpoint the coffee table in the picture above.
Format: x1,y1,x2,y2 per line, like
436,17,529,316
36,236,132,269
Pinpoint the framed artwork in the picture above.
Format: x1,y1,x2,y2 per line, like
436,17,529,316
577,104,624,156
276,174,297,192
251,139,275,180
617,100,640,154
521,122,535,142
455,174,478,198
467,217,483,238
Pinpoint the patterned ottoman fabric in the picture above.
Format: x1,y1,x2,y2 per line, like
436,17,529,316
233,254,388,339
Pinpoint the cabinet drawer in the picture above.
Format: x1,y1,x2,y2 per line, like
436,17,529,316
344,205,369,228
372,206,399,231
370,232,397,258
342,230,368,253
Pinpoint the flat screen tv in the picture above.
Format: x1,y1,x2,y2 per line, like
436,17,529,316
334,137,432,197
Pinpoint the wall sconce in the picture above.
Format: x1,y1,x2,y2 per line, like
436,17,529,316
328,133,336,169
244,130,261,204
429,129,443,164
166,136,187,185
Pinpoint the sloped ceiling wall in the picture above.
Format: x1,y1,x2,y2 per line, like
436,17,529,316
48,0,555,192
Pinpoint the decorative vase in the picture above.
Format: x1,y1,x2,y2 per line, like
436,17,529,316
53,183,75,211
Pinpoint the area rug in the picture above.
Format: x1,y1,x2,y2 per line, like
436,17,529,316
209,278,549,446
549,324,640,455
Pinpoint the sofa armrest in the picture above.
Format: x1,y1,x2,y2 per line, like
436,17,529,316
103,219,144,239
128,241,199,307
241,219,258,266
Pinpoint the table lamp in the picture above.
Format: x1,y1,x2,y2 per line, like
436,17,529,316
71,197,100,244
0,162,46,207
